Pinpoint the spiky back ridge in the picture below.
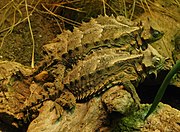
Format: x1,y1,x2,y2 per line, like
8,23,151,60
63,48,143,100
43,15,144,101
43,15,141,69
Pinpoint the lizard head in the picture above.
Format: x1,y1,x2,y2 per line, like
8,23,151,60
141,45,171,76
139,26,164,50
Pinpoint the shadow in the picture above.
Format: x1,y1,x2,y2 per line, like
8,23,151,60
137,71,180,110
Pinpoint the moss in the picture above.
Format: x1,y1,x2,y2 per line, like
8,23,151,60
113,104,150,131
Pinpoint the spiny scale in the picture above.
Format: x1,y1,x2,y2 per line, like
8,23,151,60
42,15,163,101
43,15,142,69
63,48,143,100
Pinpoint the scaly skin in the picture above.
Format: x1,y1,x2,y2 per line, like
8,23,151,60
41,15,165,102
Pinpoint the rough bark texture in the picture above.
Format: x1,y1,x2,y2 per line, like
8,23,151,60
27,86,136,132
142,103,180,132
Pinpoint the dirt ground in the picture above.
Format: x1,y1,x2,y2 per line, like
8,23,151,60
0,0,62,66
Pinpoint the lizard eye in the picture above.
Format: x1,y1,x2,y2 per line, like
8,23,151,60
150,27,164,39
153,30,161,38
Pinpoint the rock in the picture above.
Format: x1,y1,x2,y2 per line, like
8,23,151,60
27,98,109,132
27,100,64,132
27,85,140,132
142,103,180,132
114,103,180,132
102,85,135,114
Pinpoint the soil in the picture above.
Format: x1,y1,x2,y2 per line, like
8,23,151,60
0,1,61,66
